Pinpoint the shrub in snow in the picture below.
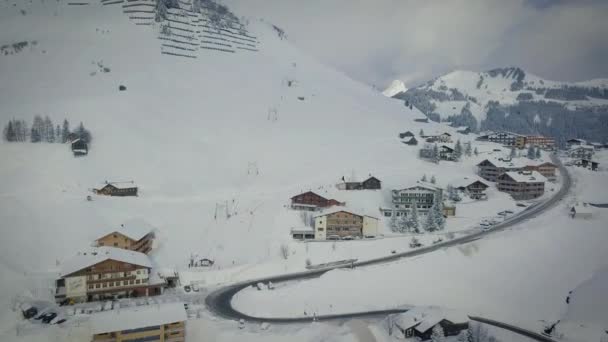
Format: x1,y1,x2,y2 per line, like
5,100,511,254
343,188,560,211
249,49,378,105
279,244,290,260
119,85,127,91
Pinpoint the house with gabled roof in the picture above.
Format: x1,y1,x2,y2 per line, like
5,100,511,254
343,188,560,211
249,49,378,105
290,191,344,211
392,306,469,340
55,247,162,304
452,177,489,200
94,182,138,197
93,218,156,254
313,208,378,240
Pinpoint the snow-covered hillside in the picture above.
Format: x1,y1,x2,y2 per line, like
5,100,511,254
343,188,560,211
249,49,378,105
0,1,468,340
381,80,407,97
394,67,608,144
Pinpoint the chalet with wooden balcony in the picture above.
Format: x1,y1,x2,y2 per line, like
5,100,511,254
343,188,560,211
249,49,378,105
55,247,162,304
290,191,344,211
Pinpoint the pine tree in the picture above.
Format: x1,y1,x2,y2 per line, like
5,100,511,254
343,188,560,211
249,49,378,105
424,209,437,232
75,122,92,144
464,141,472,157
61,119,70,143
421,174,427,182
430,324,446,342
398,214,409,233
31,115,44,143
454,139,463,160
433,200,446,230
55,124,61,142
4,121,16,141
155,0,168,22
535,147,541,159
474,147,479,156
433,144,440,163
527,145,535,159
419,129,424,136
44,116,54,143
430,175,436,184
408,205,420,233
389,214,398,232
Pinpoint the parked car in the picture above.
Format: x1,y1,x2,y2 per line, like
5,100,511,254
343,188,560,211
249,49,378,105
22,305,38,319
184,285,191,293
42,313,58,324
327,235,340,240
54,319,67,325
341,235,354,240
191,284,200,292
516,203,527,207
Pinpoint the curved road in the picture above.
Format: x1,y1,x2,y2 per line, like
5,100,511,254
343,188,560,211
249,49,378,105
204,155,569,340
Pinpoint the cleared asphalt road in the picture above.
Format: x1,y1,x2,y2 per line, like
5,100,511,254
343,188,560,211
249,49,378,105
204,155,569,341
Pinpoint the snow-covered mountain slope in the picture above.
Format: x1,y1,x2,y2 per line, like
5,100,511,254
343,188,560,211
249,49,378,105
0,0,456,321
394,67,608,144
382,79,407,97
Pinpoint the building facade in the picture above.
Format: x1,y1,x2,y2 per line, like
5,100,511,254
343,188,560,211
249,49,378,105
91,302,186,342
568,146,594,160
314,210,378,240
523,162,557,181
55,247,162,304
477,131,524,147
496,171,546,200
95,231,155,255
525,135,555,149
381,185,443,217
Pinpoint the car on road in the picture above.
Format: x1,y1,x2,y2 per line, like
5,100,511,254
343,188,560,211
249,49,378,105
341,235,354,240
54,318,67,325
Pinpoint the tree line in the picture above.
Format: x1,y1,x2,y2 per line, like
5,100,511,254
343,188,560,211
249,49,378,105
2,116,92,144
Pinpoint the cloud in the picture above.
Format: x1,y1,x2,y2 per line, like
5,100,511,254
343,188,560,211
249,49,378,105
226,0,608,87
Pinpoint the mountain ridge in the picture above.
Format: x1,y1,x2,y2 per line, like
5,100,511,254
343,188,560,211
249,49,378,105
393,66,608,144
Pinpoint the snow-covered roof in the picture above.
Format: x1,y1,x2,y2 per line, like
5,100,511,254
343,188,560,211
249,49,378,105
290,226,314,233
502,171,546,183
60,247,152,277
314,207,378,220
450,176,488,189
100,182,137,189
90,302,186,335
394,307,468,333
413,307,469,333
96,218,157,242
394,182,442,193
481,156,549,169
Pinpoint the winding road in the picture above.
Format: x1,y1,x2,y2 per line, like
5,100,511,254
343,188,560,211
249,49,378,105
204,155,570,341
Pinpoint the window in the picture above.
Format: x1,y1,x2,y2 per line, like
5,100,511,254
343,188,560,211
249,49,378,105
113,234,117,238
317,228,324,231
96,284,100,289
136,279,140,284
114,243,118,247
89,285,93,290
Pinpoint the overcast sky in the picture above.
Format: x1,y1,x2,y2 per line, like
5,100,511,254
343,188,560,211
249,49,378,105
227,0,608,89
